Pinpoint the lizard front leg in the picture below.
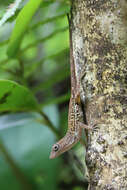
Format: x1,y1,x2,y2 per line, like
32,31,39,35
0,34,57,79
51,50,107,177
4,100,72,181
78,121,97,130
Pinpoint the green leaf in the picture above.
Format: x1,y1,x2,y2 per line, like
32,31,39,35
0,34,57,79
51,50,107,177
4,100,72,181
0,80,38,112
7,0,42,58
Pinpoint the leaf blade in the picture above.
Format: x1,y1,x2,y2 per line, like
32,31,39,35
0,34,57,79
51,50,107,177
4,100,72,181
0,80,38,112
7,0,42,58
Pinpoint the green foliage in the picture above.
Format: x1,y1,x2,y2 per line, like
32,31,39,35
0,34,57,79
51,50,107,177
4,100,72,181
0,0,86,190
0,80,38,111
7,0,43,57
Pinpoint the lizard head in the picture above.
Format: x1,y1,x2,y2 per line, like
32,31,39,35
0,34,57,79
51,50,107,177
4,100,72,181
49,133,79,159
49,143,61,159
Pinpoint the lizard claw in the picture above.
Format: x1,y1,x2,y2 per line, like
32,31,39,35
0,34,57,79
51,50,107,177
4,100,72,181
87,123,98,132
91,123,98,132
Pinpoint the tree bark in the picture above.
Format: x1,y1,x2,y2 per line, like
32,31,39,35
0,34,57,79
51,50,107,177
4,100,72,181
71,0,127,189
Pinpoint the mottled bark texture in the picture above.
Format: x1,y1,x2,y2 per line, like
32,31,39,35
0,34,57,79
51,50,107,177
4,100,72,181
71,0,127,189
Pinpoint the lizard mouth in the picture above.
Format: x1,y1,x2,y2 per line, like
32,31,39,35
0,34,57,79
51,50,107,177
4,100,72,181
49,151,57,159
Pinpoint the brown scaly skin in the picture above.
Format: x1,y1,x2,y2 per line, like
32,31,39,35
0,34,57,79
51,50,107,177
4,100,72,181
50,93,83,159
50,14,91,159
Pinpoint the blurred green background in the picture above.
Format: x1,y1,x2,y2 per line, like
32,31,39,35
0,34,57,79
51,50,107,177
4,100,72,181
0,0,87,189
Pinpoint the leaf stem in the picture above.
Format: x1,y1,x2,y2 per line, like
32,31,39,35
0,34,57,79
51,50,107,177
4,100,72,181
38,109,60,138
30,13,67,30
0,140,34,190
20,27,68,55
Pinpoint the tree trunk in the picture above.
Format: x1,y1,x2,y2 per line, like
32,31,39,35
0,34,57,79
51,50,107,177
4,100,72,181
71,0,127,189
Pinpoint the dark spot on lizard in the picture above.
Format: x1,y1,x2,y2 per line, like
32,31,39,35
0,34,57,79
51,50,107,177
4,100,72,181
0,91,12,104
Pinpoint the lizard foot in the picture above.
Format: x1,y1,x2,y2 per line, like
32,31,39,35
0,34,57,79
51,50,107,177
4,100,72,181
78,122,98,131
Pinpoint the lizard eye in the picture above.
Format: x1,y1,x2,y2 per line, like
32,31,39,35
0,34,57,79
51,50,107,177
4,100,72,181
53,144,60,152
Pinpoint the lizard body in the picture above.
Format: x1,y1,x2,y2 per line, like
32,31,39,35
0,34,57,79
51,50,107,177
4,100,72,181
50,16,90,159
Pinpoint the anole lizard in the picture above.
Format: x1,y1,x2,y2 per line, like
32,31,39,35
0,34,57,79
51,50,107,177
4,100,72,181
50,15,93,159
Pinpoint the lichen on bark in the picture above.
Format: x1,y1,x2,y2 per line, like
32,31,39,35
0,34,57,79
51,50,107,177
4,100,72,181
71,0,127,189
